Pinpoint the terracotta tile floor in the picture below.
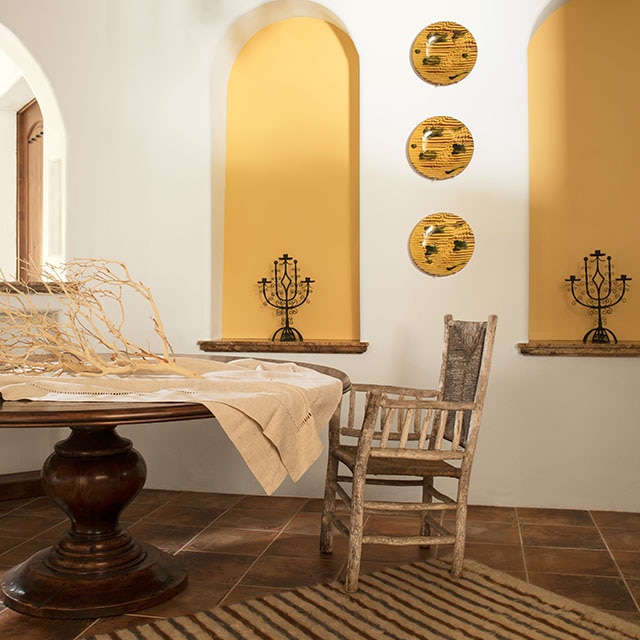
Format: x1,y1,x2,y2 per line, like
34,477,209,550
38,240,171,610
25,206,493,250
0,490,639,639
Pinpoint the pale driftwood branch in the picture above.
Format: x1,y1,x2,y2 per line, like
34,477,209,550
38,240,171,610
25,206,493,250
0,259,199,377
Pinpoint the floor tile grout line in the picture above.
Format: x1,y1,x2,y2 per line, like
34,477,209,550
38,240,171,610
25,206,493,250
170,494,247,558
216,497,315,606
0,517,70,560
0,496,41,516
72,619,100,640
514,507,529,583
588,509,640,615
172,495,308,559
130,490,245,528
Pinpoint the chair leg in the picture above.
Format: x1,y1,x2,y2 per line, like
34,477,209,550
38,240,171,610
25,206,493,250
345,536,363,592
451,533,466,578
319,454,339,554
343,474,366,592
451,504,468,578
420,477,433,542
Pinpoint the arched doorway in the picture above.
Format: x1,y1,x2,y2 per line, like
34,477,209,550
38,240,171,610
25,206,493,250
0,24,66,282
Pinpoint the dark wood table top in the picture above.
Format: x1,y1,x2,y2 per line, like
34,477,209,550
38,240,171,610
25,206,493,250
0,399,213,428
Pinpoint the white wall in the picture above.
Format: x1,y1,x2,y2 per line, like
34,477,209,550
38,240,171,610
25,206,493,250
0,0,638,511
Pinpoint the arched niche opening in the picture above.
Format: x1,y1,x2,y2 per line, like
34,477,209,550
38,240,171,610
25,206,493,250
528,0,640,342
0,23,66,282
210,3,359,343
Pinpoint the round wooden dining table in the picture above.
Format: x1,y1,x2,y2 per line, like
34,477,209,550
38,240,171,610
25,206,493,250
0,359,349,619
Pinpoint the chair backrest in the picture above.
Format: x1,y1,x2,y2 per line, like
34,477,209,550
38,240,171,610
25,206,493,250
340,315,497,460
438,314,497,445
355,315,497,455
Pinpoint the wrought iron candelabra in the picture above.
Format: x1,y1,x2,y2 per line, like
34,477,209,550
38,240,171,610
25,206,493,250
258,254,314,341
565,249,631,344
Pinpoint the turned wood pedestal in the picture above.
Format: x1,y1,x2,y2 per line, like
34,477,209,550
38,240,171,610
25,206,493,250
0,401,212,619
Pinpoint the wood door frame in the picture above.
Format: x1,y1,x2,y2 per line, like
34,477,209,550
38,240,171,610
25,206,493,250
16,98,44,282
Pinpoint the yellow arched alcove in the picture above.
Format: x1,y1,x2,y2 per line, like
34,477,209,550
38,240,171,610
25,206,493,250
222,17,359,341
529,0,640,342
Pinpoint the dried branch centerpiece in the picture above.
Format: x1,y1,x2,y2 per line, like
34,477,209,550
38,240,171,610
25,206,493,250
0,259,197,377
564,249,631,344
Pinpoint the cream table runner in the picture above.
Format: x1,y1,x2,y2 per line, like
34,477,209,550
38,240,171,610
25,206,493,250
0,357,343,495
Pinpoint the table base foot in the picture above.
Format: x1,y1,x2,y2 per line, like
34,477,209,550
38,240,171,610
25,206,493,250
1,543,187,619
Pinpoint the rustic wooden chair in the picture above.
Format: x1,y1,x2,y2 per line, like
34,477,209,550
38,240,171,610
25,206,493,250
319,314,498,592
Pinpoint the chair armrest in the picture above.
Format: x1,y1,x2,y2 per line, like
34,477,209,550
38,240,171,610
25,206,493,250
378,397,477,411
351,383,439,398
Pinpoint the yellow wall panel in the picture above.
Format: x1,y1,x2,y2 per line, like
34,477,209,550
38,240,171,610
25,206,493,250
222,18,359,340
529,0,640,340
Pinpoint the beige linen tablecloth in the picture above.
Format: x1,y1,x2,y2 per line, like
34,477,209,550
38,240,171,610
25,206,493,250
0,358,343,495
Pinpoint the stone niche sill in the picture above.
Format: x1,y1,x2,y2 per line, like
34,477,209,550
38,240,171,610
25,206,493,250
198,339,369,354
517,341,640,357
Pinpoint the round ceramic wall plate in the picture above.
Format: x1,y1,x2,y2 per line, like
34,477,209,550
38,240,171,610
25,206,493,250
409,212,475,276
407,116,474,180
411,21,478,85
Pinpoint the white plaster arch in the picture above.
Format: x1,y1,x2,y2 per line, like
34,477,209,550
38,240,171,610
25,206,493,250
209,1,354,338
0,22,66,272
531,0,571,38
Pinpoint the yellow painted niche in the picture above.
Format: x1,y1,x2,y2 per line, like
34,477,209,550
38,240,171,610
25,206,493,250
222,17,359,341
529,0,640,341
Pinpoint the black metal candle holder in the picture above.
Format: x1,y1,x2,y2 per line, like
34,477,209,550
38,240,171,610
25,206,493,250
565,249,631,344
258,254,314,341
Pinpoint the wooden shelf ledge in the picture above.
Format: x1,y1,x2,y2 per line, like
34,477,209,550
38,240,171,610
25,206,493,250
198,339,368,354
517,341,640,357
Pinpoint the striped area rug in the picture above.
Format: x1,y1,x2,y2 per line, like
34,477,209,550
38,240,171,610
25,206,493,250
83,559,640,639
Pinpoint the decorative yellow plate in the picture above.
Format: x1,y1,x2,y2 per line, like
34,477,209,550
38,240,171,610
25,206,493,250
407,116,474,180
411,21,478,85
409,212,475,276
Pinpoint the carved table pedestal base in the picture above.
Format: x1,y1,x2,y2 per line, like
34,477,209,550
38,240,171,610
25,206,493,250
0,401,213,619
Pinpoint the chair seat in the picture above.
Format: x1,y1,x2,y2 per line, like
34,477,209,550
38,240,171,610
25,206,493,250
336,445,462,478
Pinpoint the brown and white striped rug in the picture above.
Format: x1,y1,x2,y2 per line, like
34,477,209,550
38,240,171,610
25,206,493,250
83,559,640,639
